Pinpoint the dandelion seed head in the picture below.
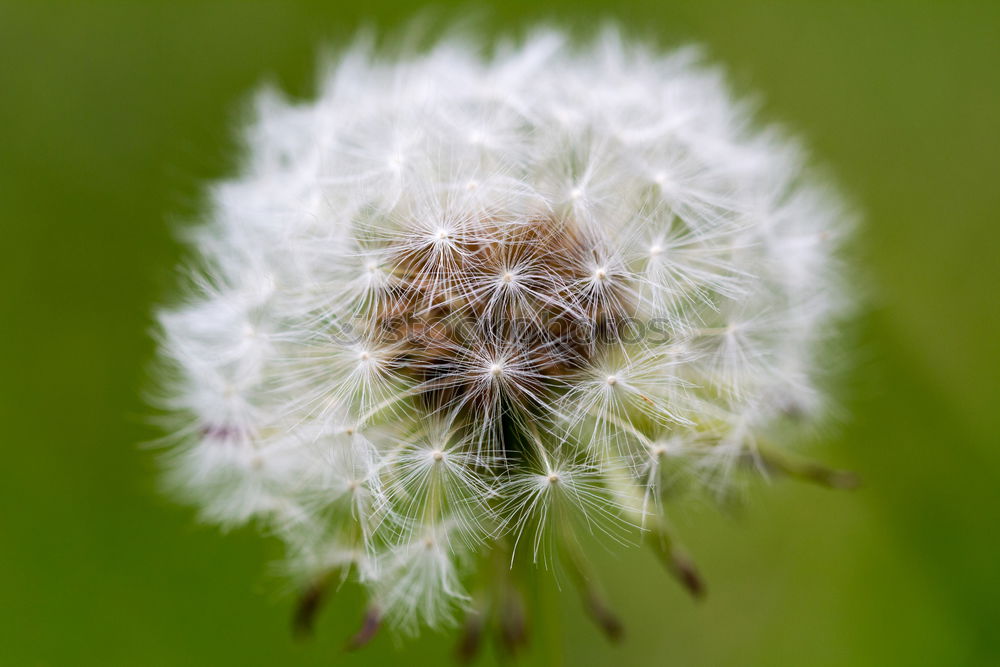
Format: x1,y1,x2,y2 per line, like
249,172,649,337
155,25,853,641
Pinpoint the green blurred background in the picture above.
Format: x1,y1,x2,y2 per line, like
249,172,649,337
2,1,998,665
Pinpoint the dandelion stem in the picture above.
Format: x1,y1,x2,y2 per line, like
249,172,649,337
648,521,706,599
291,570,335,639
345,606,381,651
755,444,860,489
559,530,623,643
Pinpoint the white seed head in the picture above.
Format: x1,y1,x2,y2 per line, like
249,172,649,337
155,26,853,641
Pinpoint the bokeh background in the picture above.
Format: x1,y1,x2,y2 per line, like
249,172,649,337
2,1,998,665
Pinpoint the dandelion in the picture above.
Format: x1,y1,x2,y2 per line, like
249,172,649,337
155,25,855,653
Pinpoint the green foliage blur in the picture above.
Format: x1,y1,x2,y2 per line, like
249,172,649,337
1,1,998,665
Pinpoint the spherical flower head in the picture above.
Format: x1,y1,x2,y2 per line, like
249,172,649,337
155,26,855,650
